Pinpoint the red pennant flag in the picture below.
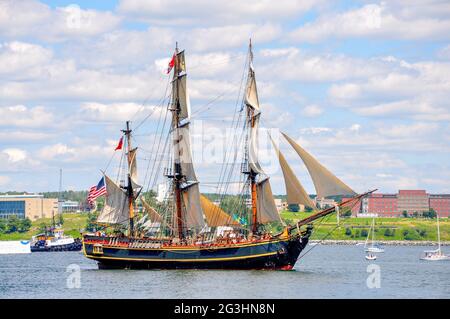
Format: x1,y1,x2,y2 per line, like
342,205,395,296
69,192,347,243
114,137,123,151
167,53,175,74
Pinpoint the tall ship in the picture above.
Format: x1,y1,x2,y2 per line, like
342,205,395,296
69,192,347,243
82,42,373,269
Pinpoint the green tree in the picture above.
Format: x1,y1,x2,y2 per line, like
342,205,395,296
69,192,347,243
5,215,20,233
85,212,104,232
58,213,64,225
361,229,368,237
345,227,352,236
402,211,408,218
18,218,32,233
289,204,300,212
0,219,6,234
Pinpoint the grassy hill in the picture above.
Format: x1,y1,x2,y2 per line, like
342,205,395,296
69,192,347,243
280,211,450,241
0,213,87,241
0,211,448,242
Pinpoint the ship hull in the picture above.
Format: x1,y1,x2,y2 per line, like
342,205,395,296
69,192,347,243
82,235,309,270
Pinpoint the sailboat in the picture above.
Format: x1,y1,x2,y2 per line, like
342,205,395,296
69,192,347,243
364,218,384,253
82,42,374,270
420,214,450,261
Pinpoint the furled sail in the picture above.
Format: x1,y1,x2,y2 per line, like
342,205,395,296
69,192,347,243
97,175,129,225
141,197,162,223
249,114,264,175
172,51,190,122
256,178,283,224
181,183,206,229
270,137,316,209
175,123,197,182
200,195,239,227
282,132,356,198
244,45,264,176
245,67,260,111
127,147,142,191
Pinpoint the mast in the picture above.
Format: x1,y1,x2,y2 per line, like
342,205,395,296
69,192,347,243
58,168,63,216
123,121,135,235
245,39,259,234
172,43,184,239
437,213,441,253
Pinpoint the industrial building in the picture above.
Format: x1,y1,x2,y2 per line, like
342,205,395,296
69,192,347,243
0,194,58,221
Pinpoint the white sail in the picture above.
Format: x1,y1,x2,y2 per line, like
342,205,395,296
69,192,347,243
97,175,129,225
256,178,283,224
282,132,356,198
181,183,206,229
270,137,316,209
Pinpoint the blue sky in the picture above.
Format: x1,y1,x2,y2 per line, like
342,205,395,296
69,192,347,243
0,0,449,195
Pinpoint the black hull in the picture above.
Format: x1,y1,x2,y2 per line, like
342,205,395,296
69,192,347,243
31,242,82,252
82,234,310,270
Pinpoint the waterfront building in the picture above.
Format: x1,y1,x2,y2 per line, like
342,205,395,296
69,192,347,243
397,190,429,214
343,189,450,217
315,197,336,209
429,194,450,217
0,194,58,221
61,200,80,212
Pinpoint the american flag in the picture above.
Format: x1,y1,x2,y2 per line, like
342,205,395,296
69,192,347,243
88,177,107,204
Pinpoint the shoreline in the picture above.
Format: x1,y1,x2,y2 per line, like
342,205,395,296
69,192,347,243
310,239,450,246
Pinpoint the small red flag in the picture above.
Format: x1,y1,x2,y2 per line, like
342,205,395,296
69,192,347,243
115,137,123,151
167,53,175,74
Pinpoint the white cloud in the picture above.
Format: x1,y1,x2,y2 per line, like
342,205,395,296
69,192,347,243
2,148,28,163
0,0,121,41
37,143,76,161
0,42,52,76
0,105,54,127
258,48,389,82
289,3,450,42
118,0,320,25
301,104,323,117
77,102,162,123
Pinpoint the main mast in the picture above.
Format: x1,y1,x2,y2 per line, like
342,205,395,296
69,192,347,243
172,44,184,240
123,121,135,236
245,40,259,234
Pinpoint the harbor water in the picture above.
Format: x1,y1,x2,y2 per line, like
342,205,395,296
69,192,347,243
0,245,448,298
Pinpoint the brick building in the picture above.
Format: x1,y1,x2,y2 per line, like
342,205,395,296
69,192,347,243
341,190,450,217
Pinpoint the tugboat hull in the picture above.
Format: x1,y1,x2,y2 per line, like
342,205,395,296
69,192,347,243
83,235,309,270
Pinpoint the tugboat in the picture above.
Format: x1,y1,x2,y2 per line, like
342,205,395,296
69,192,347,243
31,227,82,252
31,169,82,252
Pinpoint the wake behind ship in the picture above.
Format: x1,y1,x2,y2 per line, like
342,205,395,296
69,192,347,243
82,42,372,270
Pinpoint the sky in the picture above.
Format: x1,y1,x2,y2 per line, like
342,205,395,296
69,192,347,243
0,0,449,195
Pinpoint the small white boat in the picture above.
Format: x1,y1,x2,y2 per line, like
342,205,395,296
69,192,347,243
365,253,377,260
420,249,450,261
364,218,385,253
420,214,449,261
366,246,385,253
